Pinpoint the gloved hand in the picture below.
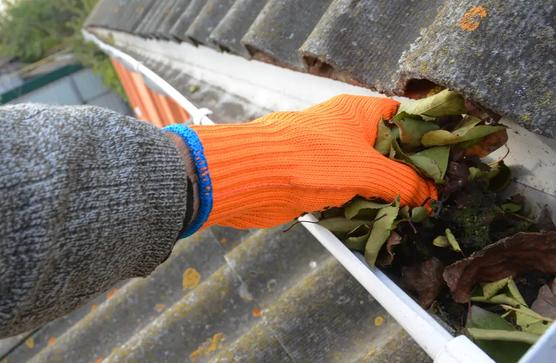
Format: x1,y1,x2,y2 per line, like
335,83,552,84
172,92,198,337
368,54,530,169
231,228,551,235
188,95,437,229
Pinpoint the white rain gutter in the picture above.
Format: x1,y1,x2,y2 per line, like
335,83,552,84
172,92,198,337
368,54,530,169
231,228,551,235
84,29,554,363
82,30,213,125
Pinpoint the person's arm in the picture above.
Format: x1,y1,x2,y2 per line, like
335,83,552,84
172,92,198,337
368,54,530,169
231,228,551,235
0,104,192,337
0,95,436,338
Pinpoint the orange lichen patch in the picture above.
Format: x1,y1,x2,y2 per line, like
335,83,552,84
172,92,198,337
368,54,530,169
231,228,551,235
154,303,167,313
25,337,35,349
251,307,263,318
459,6,487,32
374,316,385,327
182,267,201,289
190,333,225,362
95,357,104,363
47,336,57,347
90,304,98,313
106,288,118,300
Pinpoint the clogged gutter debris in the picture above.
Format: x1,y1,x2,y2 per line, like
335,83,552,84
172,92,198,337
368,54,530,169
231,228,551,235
317,89,556,363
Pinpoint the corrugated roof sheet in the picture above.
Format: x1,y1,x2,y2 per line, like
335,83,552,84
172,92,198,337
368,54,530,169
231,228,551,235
84,0,554,137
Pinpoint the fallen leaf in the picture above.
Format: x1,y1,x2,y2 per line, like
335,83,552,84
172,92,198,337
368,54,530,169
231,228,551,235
443,232,556,303
501,304,552,335
344,233,370,252
377,231,402,266
482,278,510,300
344,198,390,220
364,205,399,266
422,124,505,147
183,267,201,289
501,203,521,214
392,140,450,183
374,316,385,326
466,305,531,363
433,235,449,248
374,119,398,155
392,112,439,149
531,279,556,319
318,217,368,234
398,89,468,117
47,336,56,347
507,278,527,306
411,206,428,223
401,257,445,308
445,228,463,252
432,229,462,252
467,328,539,345
25,337,34,349
463,129,508,157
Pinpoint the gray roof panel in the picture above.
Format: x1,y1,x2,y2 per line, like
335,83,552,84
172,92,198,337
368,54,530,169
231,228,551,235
397,0,556,137
210,0,270,57
159,0,192,39
241,0,334,70
185,0,237,47
300,0,444,93
169,0,206,43
85,0,555,137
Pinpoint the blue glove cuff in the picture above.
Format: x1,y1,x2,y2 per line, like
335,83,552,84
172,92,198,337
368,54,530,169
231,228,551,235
164,124,213,239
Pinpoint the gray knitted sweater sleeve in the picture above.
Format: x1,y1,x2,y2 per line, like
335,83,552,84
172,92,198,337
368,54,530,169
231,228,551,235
0,104,189,338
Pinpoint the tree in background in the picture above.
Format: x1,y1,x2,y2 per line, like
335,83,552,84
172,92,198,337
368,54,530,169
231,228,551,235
0,0,125,99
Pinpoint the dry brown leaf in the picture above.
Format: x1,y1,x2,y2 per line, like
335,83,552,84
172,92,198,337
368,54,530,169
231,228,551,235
402,257,445,308
531,279,556,319
377,231,402,266
463,129,508,157
443,232,556,303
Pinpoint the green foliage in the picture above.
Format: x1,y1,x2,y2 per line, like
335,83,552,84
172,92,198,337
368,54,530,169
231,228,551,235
0,0,126,100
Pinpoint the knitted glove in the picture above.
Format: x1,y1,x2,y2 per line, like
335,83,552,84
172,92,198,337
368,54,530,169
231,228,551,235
187,95,437,230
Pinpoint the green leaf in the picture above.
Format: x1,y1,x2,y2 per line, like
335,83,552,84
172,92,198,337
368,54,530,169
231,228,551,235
453,116,483,136
433,235,449,248
344,233,369,252
344,198,391,220
364,205,399,266
501,203,522,213
467,328,540,345
375,119,398,155
482,278,510,300
411,206,428,223
392,140,450,183
507,279,527,306
445,228,462,252
471,294,522,306
421,124,506,147
398,89,468,117
392,112,439,149
501,305,552,335
399,205,411,220
319,218,368,234
409,147,450,183
466,305,532,363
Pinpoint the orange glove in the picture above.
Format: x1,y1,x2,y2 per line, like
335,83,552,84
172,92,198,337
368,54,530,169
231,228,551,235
190,95,437,229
